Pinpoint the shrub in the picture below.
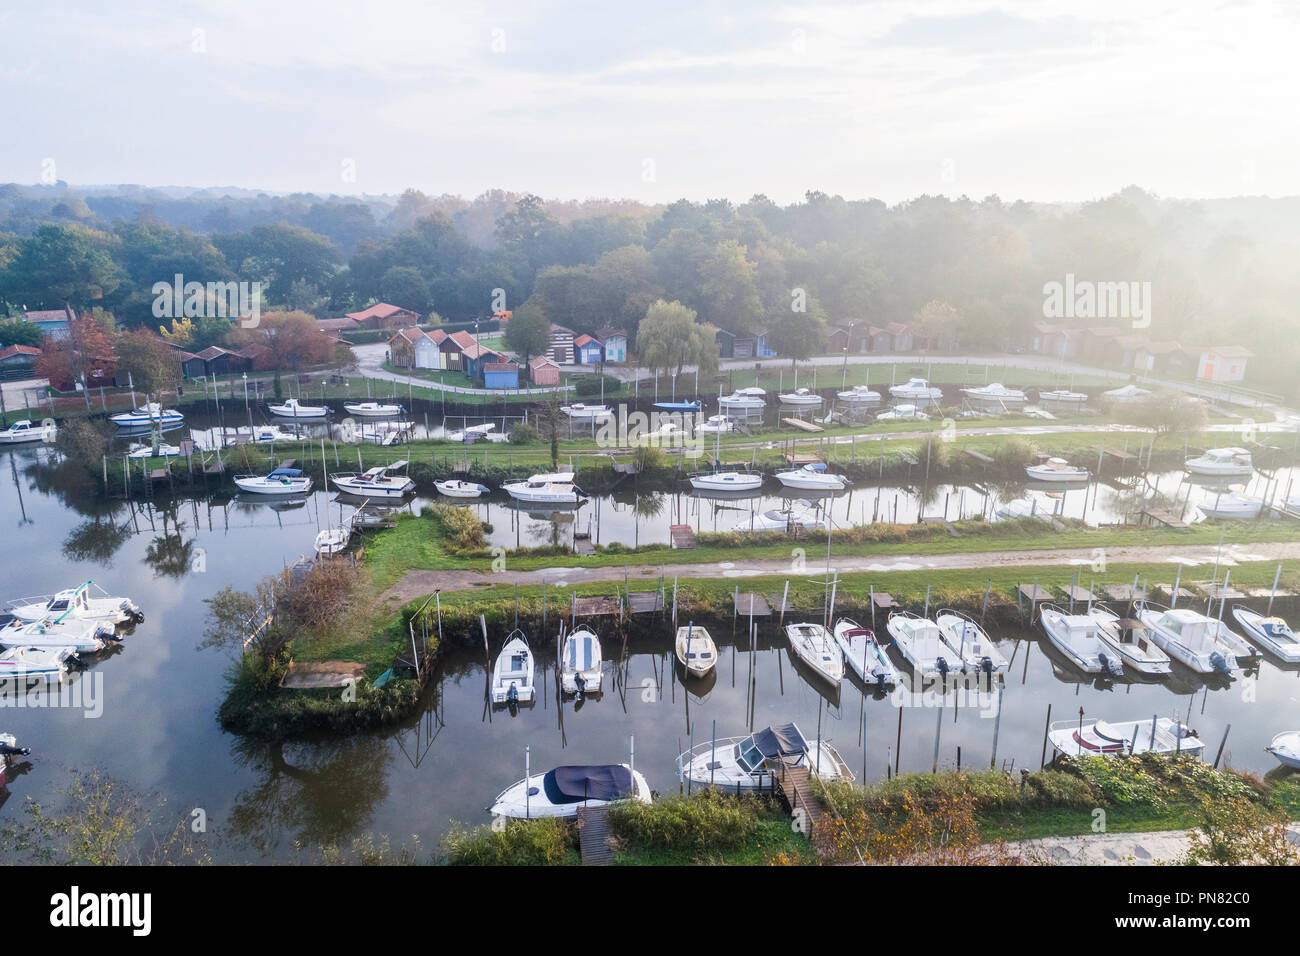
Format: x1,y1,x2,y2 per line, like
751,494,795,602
443,818,577,866
509,422,540,444
432,503,487,552
574,374,619,397
991,435,1038,471
607,791,758,851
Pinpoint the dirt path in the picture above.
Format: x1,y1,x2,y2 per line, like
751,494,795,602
381,540,1300,606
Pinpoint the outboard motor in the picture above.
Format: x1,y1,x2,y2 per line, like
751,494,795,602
574,672,587,696
936,657,949,679
979,656,993,677
0,734,29,760
1099,652,1121,677
1209,652,1232,677
507,682,518,704
876,669,888,690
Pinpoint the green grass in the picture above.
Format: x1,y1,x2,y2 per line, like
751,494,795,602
614,816,819,866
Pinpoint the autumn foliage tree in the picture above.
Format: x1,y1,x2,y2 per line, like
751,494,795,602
34,312,118,390
231,310,332,373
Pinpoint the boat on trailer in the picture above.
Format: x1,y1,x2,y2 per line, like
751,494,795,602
5,580,142,626
1049,717,1204,758
490,629,535,704
935,609,1008,675
832,618,898,688
677,722,854,791
1231,607,1300,662
490,763,650,819
784,622,844,684
675,622,718,678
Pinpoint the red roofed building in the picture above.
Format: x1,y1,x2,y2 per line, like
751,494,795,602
0,343,41,369
529,354,560,386
344,303,421,330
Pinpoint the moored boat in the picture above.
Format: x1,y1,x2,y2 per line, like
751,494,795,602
1134,603,1249,677
490,763,650,819
1197,492,1262,520
1089,607,1172,676
675,622,718,678
1049,716,1203,758
0,644,75,681
434,479,490,498
1038,604,1125,675
491,629,536,704
1024,457,1090,482
233,467,313,495
1185,447,1253,477
832,618,898,688
110,403,184,429
560,625,603,695
5,581,142,626
689,470,763,493
501,471,585,504
343,401,402,417
1266,731,1300,769
676,722,854,791
935,609,1008,675
784,622,844,684
1230,607,1300,662
773,462,848,491
886,612,963,678
331,460,415,498
0,419,56,444
268,399,328,419
0,614,110,655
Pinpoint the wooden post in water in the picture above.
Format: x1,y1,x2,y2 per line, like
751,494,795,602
989,685,1003,768
895,708,902,776
931,706,942,773
1268,563,1283,616
1039,703,1052,768
1213,724,1231,769
779,580,790,627
981,580,991,622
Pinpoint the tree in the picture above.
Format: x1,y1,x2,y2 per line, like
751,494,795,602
232,310,333,373
0,319,44,348
115,327,181,394
1117,390,1208,438
765,298,828,368
504,300,551,364
380,266,433,316
34,312,117,390
635,299,718,381
913,299,961,351
0,224,125,312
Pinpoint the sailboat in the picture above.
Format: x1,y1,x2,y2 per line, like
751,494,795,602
491,629,536,704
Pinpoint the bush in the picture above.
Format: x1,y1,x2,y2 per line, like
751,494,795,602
443,818,577,866
992,435,1038,471
432,503,487,552
574,374,619,397
509,422,539,444
607,791,758,852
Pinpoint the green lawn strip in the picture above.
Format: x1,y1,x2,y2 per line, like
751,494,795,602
613,816,818,866
977,804,1199,842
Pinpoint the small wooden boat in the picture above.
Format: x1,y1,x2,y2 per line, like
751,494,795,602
1232,607,1300,662
784,622,844,684
832,618,898,688
490,763,650,819
491,629,535,704
675,622,717,678
1266,731,1300,769
560,626,602,695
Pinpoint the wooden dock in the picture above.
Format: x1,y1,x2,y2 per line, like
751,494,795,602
1139,507,1188,530
576,806,614,865
571,595,621,616
573,532,595,556
774,765,845,855
627,591,665,614
781,417,823,433
872,592,900,611
669,524,698,549
732,592,772,616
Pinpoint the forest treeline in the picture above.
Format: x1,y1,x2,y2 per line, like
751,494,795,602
0,183,1296,394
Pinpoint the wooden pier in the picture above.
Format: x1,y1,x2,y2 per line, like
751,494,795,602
626,591,665,614
571,595,621,616
576,806,614,865
669,524,698,549
573,532,596,556
773,764,846,855
732,592,772,617
1138,507,1188,530
781,417,823,433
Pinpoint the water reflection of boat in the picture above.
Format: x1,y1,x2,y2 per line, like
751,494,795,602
234,492,309,512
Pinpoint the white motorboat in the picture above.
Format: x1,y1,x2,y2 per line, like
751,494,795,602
1025,457,1090,482
434,479,489,498
675,623,718,678
774,462,848,492
314,527,350,556
1049,717,1204,758
1037,389,1088,407
343,401,402,417
784,622,844,685
268,399,328,419
735,504,825,533
888,378,943,402
1089,608,1172,676
832,618,899,688
1134,604,1250,676
1102,384,1151,403
935,609,1008,675
876,404,928,421
110,403,184,429
127,441,182,459
446,423,497,442
0,613,109,654
502,471,585,504
560,625,602,695
1198,492,1262,520
836,385,881,404
560,403,613,420
778,388,823,406
689,470,763,493
233,467,313,495
1266,731,1300,770
718,389,766,411
0,644,75,681
491,629,536,704
1038,605,1125,675
490,763,650,820
961,382,1026,404
331,460,415,498
696,414,736,434
677,722,853,791
0,732,30,760
1185,447,1253,477
251,425,298,443
5,580,142,627
0,419,56,444
1231,607,1300,663
886,612,964,678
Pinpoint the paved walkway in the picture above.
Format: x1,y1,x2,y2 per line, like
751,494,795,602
1011,823,1300,864
380,539,1300,605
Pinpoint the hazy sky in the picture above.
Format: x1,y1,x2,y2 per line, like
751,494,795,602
1,1,1296,203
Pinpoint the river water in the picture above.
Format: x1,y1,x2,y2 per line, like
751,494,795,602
2,418,1298,862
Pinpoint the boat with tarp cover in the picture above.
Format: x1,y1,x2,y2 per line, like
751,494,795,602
489,763,650,819
676,721,853,791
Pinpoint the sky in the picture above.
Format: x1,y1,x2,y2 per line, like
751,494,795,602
1,0,1297,204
